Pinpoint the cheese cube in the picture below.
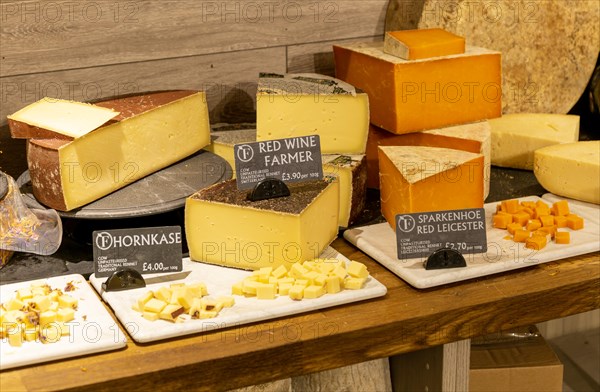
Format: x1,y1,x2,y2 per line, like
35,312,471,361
242,280,260,296
366,122,491,198
271,265,288,279
289,263,309,279
185,179,339,270
383,28,465,60
555,231,570,244
7,324,23,347
526,220,542,232
137,291,155,311
278,283,293,296
288,286,304,300
4,298,25,311
325,276,342,294
554,216,568,228
142,311,160,321
58,295,78,309
344,277,367,290
334,42,501,134
489,114,579,170
143,298,167,313
379,146,484,228
330,265,347,282
525,235,547,250
534,141,600,204
513,229,530,243
154,287,172,303
256,283,277,300
24,328,37,342
231,282,244,296
159,304,185,321
552,200,570,216
506,222,523,235
256,73,369,154
187,282,208,297
16,288,33,301
303,285,325,299
347,261,369,279
39,310,57,327
57,307,75,323
566,215,584,230
216,296,235,308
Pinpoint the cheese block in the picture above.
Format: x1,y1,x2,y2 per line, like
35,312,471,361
27,91,210,211
489,113,580,170
204,123,257,179
322,155,367,228
7,98,120,139
384,28,465,60
534,141,600,204
256,73,369,154
379,146,484,229
366,122,491,199
185,178,339,270
333,42,501,134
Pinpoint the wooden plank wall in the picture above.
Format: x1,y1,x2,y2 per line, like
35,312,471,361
0,0,388,177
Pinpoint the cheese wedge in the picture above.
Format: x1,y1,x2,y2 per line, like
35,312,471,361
27,91,210,211
534,141,600,204
333,42,501,134
366,121,491,199
185,178,339,270
256,73,369,154
7,98,120,139
379,146,484,229
489,113,580,170
204,123,257,179
322,155,367,228
384,28,465,60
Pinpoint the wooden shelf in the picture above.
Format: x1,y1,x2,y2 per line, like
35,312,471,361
2,239,598,391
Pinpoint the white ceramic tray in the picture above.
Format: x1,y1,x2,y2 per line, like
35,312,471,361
89,247,387,343
0,274,127,370
344,194,600,289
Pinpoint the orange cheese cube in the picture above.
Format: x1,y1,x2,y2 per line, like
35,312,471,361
333,42,501,134
493,214,513,229
554,215,567,228
379,146,484,229
502,199,520,214
526,220,542,232
566,214,584,230
513,229,530,243
525,235,547,250
551,200,570,216
539,215,555,227
533,206,551,219
383,28,465,60
506,222,522,235
555,231,570,244
520,201,536,209
365,122,491,199
540,225,557,239
532,229,550,239
512,211,530,226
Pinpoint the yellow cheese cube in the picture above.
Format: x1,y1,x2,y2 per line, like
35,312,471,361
39,310,57,327
172,287,195,309
24,328,37,342
16,288,33,301
344,277,367,290
256,283,277,300
201,298,223,313
289,263,309,279
137,291,155,311
4,298,25,311
7,324,23,347
57,307,75,323
242,279,260,296
187,282,208,297
142,311,160,321
330,265,347,281
271,265,288,279
326,276,342,294
289,286,304,301
277,277,295,285
304,285,325,299
216,296,235,308
231,282,244,296
159,304,185,321
199,310,219,319
30,295,52,312
302,271,320,285
294,279,309,288
58,294,78,309
154,287,172,303
143,298,167,313
278,283,293,296
40,324,62,344
347,261,369,278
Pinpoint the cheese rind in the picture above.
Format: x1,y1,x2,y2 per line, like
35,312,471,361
7,98,120,139
27,91,210,211
379,146,484,229
322,154,367,228
256,73,369,154
185,179,339,270
333,42,501,134
366,121,491,199
534,141,600,204
384,29,465,60
489,113,580,170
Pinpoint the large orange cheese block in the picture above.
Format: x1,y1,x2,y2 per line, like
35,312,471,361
366,121,491,199
384,28,465,60
379,146,484,230
333,42,501,134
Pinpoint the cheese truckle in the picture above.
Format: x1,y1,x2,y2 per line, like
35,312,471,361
185,178,340,270
366,121,491,199
378,146,485,229
256,73,369,154
24,91,211,211
333,32,501,134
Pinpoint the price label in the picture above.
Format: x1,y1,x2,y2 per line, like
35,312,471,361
233,135,323,190
395,208,487,260
93,226,183,278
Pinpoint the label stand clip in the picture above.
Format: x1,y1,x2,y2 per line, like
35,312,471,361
424,248,467,270
248,177,290,201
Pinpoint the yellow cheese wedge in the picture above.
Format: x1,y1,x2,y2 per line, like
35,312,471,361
489,113,580,170
333,42,501,134
7,98,119,139
534,141,600,204
322,154,367,228
26,91,210,211
204,123,257,178
256,73,369,154
366,121,491,199
379,146,484,229
383,28,465,60
185,178,339,270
